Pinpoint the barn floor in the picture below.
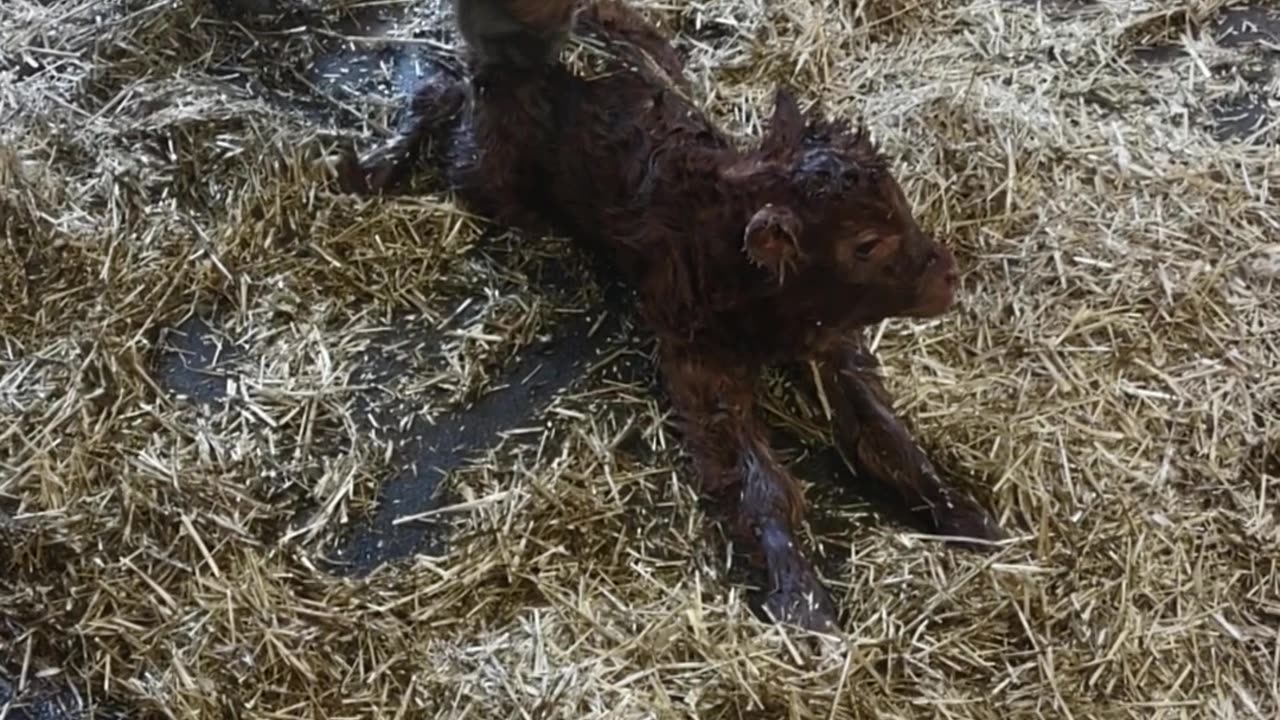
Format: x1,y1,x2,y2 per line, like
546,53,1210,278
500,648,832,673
2,0,1278,718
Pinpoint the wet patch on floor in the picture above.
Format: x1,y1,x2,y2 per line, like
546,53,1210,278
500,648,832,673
0,672,130,720
1104,5,1279,141
1214,6,1280,49
325,283,635,575
1208,90,1273,141
153,309,244,407
145,270,639,578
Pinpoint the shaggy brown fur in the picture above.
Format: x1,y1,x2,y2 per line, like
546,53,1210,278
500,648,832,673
339,0,1002,630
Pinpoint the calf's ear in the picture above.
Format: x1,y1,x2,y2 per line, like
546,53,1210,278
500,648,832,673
719,87,804,185
743,204,805,283
760,86,805,158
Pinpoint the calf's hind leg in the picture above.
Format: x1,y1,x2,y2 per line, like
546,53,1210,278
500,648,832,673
574,0,691,92
338,70,469,195
808,333,1003,546
661,346,838,631
339,68,556,236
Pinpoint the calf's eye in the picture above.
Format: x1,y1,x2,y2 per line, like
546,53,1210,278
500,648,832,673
853,237,883,260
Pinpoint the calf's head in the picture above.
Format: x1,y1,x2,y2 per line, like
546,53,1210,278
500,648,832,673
723,89,957,329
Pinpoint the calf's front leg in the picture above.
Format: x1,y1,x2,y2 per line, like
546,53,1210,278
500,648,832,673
661,346,838,631
809,333,1003,546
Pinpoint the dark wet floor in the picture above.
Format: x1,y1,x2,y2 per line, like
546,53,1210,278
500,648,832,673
1129,5,1279,140
325,282,636,575
0,674,130,720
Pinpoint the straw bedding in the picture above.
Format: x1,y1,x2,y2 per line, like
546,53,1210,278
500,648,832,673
2,0,1278,717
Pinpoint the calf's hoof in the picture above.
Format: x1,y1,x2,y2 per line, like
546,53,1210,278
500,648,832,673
758,525,839,632
762,579,839,632
930,494,1004,550
335,143,406,196
335,145,373,195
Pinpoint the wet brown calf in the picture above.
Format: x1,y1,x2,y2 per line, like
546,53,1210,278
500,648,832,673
340,0,1002,630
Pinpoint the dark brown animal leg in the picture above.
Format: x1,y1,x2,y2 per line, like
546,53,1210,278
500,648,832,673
661,346,838,631
810,333,1003,546
339,68,555,236
575,0,690,92
338,72,469,195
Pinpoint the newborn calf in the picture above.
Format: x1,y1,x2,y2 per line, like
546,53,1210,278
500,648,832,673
340,0,1003,630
